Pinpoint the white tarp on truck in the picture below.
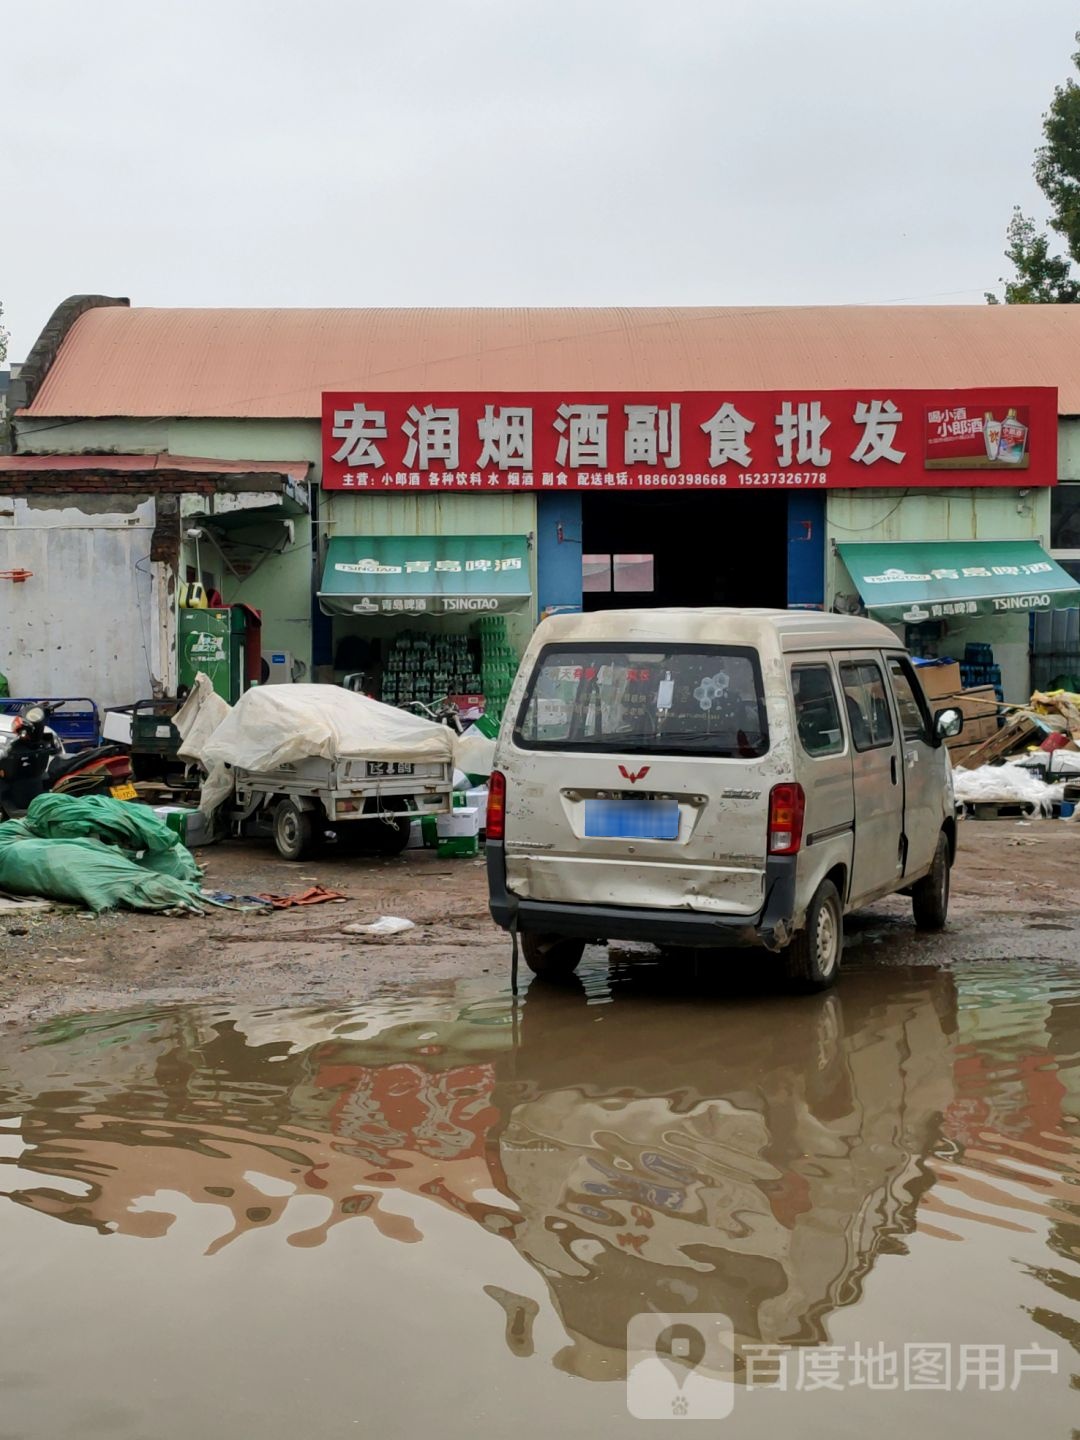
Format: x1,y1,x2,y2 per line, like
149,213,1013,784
173,677,481,815
201,684,455,771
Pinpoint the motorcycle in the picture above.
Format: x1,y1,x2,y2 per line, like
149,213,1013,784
403,697,465,735
0,702,135,819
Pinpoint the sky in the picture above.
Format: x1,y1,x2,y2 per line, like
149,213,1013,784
3,0,1079,359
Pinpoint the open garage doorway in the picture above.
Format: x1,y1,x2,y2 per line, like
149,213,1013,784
580,491,789,611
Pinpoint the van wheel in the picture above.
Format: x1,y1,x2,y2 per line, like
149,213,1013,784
521,932,585,981
783,879,842,993
912,832,950,931
274,800,319,861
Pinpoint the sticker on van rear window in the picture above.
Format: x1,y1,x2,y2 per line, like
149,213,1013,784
514,645,769,759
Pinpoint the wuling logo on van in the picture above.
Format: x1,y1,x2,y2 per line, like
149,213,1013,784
619,765,651,784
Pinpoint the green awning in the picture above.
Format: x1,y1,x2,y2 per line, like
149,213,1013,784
837,540,1080,623
319,534,532,617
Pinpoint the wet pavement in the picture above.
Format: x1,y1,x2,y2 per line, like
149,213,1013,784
1,952,1079,1438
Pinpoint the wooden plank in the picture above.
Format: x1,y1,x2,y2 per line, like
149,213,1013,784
951,714,1040,770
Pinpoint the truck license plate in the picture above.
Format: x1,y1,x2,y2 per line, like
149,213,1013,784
366,762,415,777
584,798,679,840
110,782,138,801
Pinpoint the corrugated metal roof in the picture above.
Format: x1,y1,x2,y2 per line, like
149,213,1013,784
21,304,1080,419
0,453,310,480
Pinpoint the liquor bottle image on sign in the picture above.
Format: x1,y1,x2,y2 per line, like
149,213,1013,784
983,411,1004,461
998,408,1029,464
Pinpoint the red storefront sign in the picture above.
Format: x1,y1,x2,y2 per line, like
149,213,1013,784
321,388,1057,492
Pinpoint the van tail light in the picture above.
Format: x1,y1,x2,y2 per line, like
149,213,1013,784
486,770,507,841
768,783,805,855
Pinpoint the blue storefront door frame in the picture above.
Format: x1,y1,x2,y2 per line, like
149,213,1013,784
787,492,826,609
536,491,584,617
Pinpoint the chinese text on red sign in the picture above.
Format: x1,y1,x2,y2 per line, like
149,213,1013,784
320,389,1057,491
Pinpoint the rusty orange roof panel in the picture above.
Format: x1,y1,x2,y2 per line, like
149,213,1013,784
20,304,1080,418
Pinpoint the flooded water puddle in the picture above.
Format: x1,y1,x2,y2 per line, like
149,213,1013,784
1,960,1079,1438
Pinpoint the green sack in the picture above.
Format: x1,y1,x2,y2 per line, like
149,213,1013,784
22,792,201,885
139,845,201,885
0,830,203,913
0,794,203,912
25,793,181,854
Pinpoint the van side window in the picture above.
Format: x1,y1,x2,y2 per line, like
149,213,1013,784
839,661,895,751
887,657,932,744
792,665,844,757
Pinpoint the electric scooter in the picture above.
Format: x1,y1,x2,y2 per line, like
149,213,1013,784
0,702,135,819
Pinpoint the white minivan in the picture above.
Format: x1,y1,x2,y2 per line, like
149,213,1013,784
486,609,963,991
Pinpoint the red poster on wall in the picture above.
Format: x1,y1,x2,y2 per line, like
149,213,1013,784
320,387,1057,491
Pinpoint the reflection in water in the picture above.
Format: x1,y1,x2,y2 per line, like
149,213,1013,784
496,971,958,1377
1,963,1079,1425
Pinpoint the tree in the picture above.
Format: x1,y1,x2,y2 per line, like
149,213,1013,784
0,301,7,364
986,208,1080,304
1036,33,1080,264
989,31,1080,303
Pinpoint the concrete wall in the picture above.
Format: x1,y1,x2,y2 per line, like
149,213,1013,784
0,495,166,708
15,415,318,677
217,515,313,675
15,416,322,467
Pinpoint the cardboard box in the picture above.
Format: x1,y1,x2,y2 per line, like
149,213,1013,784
464,786,489,815
438,835,479,858
944,685,1001,751
437,807,480,839
154,805,214,847
915,662,963,702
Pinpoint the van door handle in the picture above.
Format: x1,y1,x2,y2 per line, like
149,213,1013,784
890,755,898,785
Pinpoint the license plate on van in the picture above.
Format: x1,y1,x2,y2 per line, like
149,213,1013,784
584,798,679,840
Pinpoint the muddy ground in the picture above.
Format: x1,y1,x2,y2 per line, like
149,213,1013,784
0,819,1076,1027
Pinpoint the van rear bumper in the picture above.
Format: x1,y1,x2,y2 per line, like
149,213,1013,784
486,842,797,951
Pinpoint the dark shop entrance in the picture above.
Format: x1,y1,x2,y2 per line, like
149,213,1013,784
579,490,790,611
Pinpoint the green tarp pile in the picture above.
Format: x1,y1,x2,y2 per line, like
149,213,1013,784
0,794,204,913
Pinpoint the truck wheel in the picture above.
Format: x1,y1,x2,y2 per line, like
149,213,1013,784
348,798,411,855
521,932,585,981
782,879,842,993
912,832,951,931
274,799,319,861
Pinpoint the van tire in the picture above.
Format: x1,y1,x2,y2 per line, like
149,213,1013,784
912,832,950,931
783,879,842,992
274,800,319,861
521,932,585,980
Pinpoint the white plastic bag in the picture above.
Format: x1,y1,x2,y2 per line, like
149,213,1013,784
952,761,1063,809
343,915,416,936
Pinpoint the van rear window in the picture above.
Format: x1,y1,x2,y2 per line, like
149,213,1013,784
513,645,768,757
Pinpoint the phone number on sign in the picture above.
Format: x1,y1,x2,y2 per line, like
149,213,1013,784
737,472,828,487
631,471,828,488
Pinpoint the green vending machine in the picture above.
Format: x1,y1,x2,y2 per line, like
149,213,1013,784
178,608,248,703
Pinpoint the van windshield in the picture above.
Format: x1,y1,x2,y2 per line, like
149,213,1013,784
514,644,769,757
